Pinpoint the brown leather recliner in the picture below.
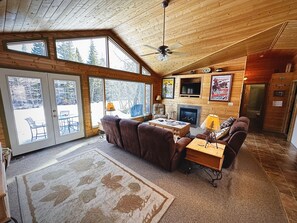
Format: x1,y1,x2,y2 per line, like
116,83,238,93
100,115,123,148
119,119,141,156
152,103,168,119
196,116,250,168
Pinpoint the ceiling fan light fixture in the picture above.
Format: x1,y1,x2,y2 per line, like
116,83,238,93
157,53,168,61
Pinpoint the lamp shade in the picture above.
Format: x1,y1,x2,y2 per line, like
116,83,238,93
201,114,220,132
156,95,162,101
106,102,115,111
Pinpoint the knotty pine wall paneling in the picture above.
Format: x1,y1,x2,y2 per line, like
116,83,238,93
0,31,162,148
294,55,297,72
263,72,294,133
162,57,246,124
245,53,293,84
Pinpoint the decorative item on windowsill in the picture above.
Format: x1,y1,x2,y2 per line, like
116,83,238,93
106,102,115,112
200,114,220,149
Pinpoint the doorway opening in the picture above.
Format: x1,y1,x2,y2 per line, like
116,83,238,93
240,84,266,131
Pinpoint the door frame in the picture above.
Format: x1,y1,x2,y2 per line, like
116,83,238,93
287,81,297,141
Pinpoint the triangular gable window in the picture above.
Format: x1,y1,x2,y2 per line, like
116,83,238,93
108,38,139,73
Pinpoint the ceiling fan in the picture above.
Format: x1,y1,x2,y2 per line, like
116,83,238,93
141,0,183,61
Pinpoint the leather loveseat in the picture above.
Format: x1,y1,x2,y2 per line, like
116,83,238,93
101,115,191,171
196,116,250,168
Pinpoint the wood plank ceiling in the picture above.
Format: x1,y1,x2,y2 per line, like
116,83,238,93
0,0,297,76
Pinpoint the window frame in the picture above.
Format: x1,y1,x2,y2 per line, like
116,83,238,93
4,38,50,58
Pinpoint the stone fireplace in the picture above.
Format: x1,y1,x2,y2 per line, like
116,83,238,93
177,104,201,127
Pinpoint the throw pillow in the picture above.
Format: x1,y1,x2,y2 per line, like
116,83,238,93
215,127,230,140
220,117,236,129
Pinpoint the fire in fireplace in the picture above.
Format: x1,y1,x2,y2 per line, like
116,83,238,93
177,104,201,127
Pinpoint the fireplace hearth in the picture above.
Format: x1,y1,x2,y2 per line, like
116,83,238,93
177,104,201,127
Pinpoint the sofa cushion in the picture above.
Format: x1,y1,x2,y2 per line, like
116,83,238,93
138,124,175,171
119,119,141,156
220,117,236,129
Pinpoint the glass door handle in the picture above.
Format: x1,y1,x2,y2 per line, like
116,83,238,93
52,109,57,117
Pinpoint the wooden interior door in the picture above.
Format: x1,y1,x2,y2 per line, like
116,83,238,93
240,84,250,117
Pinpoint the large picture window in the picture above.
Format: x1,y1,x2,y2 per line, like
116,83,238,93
89,77,104,127
105,79,144,118
89,77,151,126
56,37,107,67
145,84,151,114
6,40,48,57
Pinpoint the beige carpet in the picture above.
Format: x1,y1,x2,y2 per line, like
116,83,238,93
16,149,174,223
7,137,288,222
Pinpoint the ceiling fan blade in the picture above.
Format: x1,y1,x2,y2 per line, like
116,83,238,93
172,51,187,56
144,45,159,51
141,52,159,57
170,42,183,50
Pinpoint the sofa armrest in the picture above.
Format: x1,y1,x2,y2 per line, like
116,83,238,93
196,134,207,140
176,137,192,153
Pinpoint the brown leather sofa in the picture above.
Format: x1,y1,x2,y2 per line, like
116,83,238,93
101,115,191,171
196,116,250,168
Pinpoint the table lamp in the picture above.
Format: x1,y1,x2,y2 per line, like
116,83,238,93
200,114,220,148
106,102,115,112
156,95,162,102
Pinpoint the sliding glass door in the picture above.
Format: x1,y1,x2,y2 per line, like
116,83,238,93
0,68,84,155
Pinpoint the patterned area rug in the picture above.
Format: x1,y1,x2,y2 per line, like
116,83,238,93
17,149,174,223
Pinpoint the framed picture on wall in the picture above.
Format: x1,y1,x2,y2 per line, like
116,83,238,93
273,90,285,97
209,74,233,101
162,78,175,99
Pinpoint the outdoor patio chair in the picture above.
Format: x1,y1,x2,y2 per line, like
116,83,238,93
25,117,46,141
59,111,79,134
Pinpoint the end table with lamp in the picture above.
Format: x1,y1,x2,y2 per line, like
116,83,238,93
185,138,225,187
185,114,225,187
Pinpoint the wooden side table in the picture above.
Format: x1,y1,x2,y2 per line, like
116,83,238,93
185,138,225,187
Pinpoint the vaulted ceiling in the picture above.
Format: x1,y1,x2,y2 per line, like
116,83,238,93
1,0,297,76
